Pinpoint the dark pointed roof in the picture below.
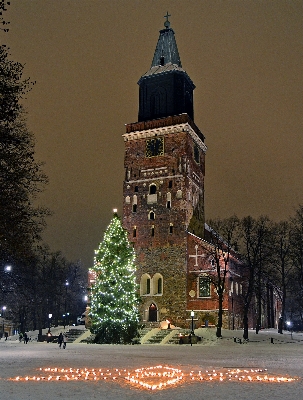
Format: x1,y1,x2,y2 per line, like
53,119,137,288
139,24,193,85
137,17,196,122
151,27,182,68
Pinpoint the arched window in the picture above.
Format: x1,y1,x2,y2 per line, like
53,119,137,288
147,183,158,204
148,303,157,322
152,273,163,295
176,189,182,199
149,211,155,220
149,184,157,195
132,195,137,212
140,274,151,296
150,87,166,119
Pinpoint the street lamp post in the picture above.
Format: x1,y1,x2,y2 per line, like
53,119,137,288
190,310,195,335
64,281,69,329
1,306,6,337
48,313,52,331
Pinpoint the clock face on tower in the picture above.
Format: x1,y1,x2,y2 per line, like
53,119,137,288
145,137,164,157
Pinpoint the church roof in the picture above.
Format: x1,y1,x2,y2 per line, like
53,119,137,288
138,24,194,87
151,27,182,68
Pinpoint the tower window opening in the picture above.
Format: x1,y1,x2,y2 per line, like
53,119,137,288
149,211,155,220
149,184,157,195
133,227,137,237
132,195,137,212
168,180,173,188
135,186,138,192
151,225,155,237
160,56,165,66
169,224,173,234
166,192,171,209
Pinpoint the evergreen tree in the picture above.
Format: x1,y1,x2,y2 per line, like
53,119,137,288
89,210,139,344
0,5,49,267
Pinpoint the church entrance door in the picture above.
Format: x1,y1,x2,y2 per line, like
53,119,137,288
148,303,157,322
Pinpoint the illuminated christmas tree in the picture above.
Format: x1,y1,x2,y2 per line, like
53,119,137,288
89,209,139,344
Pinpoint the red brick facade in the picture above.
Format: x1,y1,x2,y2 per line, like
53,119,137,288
122,115,207,327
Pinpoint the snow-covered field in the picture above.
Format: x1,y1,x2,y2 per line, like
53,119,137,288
1,327,303,400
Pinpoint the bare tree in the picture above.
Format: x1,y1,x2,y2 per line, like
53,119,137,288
206,216,239,338
238,216,272,339
288,205,303,326
269,221,293,333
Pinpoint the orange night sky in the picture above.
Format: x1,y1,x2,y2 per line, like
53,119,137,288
5,0,303,268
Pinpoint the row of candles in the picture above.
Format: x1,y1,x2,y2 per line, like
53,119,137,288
12,365,296,390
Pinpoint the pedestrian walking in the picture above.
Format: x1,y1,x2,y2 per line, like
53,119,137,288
23,332,28,344
63,334,68,349
58,332,63,349
19,332,23,342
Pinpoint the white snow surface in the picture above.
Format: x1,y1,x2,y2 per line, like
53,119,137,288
1,327,303,400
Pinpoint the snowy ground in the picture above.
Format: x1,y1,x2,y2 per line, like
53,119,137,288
1,327,303,400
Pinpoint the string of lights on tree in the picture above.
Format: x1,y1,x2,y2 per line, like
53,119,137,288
89,209,139,343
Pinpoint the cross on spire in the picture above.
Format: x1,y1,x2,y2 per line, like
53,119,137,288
164,11,171,29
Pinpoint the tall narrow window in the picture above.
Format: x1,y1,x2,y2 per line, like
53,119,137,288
166,192,171,209
146,278,150,294
149,184,157,195
134,186,138,192
133,226,137,238
157,278,162,294
198,276,211,297
168,180,173,188
140,274,151,296
132,195,137,212
152,273,163,295
169,223,173,234
151,225,155,237
149,211,155,220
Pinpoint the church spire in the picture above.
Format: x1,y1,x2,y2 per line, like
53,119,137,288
138,15,195,122
150,12,182,68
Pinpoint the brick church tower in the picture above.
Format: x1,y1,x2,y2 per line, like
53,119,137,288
122,16,207,327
